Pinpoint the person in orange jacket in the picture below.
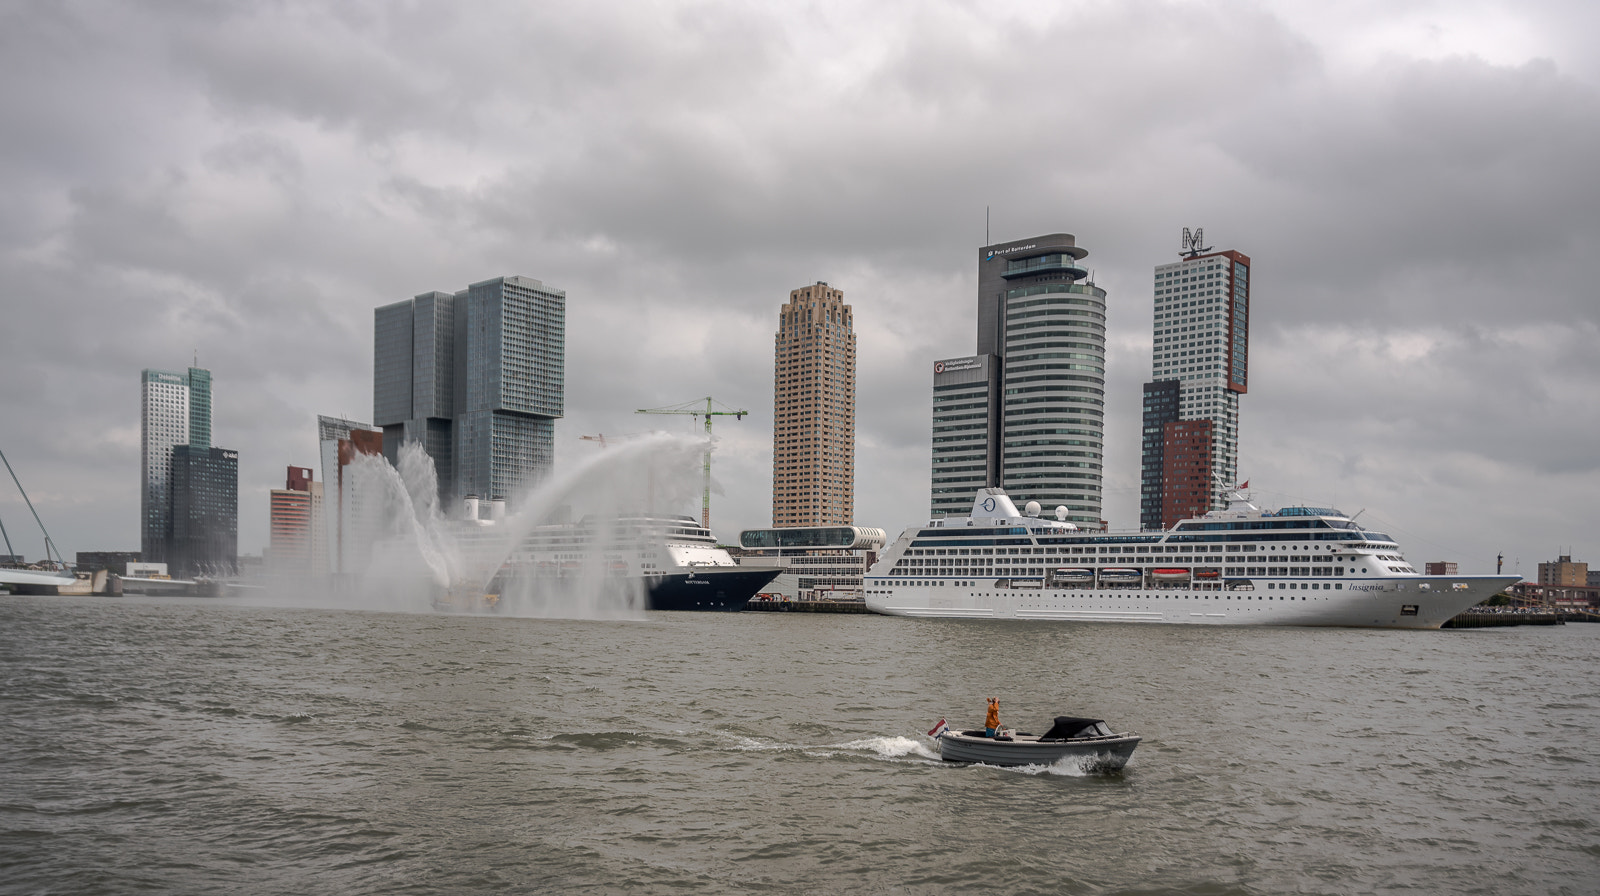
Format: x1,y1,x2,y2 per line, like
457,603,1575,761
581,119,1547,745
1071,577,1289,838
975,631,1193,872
984,697,1000,737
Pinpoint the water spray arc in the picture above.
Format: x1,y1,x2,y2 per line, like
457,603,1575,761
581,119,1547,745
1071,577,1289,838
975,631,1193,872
636,397,747,530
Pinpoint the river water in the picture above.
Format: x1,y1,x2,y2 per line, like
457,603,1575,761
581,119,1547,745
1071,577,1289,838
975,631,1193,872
2,595,1596,895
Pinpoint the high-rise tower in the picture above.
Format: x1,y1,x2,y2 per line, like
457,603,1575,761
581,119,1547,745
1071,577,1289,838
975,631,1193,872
932,233,1107,526
374,275,565,508
773,282,856,526
454,276,566,504
169,444,238,577
141,366,220,567
1140,231,1251,529
374,291,457,499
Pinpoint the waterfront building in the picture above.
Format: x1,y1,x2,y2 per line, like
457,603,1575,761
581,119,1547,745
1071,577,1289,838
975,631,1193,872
931,233,1106,526
736,525,887,601
374,291,457,499
1140,233,1252,530
930,354,999,519
1538,554,1588,586
772,282,857,526
374,275,565,507
1510,580,1600,610
168,445,238,578
140,367,213,564
455,276,565,504
317,416,378,575
269,466,323,577
75,551,142,575
335,429,384,577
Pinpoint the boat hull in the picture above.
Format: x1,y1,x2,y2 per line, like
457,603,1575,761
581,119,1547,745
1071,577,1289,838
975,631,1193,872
937,732,1140,770
646,567,781,612
867,575,1520,629
466,565,783,613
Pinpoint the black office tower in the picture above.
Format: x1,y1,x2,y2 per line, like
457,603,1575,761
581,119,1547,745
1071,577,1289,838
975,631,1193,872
170,445,239,578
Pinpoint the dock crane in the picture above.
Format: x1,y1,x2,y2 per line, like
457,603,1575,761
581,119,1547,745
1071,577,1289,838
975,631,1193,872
635,397,748,530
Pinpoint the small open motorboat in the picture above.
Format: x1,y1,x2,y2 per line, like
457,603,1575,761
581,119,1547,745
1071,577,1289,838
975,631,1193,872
930,716,1140,771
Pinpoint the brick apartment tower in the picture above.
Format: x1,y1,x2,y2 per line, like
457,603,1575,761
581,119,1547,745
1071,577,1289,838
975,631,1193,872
772,282,856,526
1140,231,1252,530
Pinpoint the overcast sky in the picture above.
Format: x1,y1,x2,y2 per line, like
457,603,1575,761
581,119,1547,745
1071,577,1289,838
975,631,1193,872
2,0,1596,578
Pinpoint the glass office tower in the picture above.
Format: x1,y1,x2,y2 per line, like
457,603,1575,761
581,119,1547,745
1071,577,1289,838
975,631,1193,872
932,234,1107,526
374,275,565,508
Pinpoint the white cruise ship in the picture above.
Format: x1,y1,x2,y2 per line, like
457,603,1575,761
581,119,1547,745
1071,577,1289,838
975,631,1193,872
864,488,1519,629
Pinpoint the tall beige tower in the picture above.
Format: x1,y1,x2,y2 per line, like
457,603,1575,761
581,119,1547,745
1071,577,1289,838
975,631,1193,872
773,282,856,526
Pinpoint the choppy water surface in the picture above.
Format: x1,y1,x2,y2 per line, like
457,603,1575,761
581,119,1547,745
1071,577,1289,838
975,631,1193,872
2,596,1596,895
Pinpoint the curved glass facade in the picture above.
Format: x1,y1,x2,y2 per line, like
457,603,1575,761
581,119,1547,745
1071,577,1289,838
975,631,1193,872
1000,266,1105,525
740,526,886,550
935,234,1109,526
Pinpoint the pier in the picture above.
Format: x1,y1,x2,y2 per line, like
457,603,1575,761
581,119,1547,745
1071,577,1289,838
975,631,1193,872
745,599,873,614
1443,611,1566,629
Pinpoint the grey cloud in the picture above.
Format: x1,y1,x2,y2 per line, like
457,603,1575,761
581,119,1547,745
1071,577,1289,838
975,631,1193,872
0,0,1595,573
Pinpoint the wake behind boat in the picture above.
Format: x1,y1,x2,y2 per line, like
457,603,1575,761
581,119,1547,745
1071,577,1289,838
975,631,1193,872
865,488,1519,629
930,716,1140,771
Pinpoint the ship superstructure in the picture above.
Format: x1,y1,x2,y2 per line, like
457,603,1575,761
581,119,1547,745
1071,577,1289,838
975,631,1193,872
864,488,1517,629
497,513,780,611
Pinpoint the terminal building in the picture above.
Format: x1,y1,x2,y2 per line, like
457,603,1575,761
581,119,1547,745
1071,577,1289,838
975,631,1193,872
736,525,887,602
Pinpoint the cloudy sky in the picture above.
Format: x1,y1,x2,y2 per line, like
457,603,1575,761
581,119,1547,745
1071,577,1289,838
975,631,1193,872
2,0,1596,578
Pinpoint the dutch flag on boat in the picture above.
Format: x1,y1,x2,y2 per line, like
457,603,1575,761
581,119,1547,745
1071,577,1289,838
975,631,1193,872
928,718,949,738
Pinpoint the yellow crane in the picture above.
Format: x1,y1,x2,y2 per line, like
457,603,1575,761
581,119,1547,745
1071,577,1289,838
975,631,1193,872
635,397,748,530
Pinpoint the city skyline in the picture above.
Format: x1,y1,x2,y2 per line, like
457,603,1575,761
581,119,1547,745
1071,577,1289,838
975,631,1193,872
2,2,1597,577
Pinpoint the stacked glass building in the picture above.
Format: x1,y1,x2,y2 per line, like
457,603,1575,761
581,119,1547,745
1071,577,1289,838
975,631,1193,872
374,275,565,506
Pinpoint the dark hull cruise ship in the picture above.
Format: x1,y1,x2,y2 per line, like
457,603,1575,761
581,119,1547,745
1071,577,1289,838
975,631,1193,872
494,514,782,612
864,489,1518,629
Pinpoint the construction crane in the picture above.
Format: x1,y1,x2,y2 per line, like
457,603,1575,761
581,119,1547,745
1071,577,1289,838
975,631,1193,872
635,397,748,530
579,433,607,449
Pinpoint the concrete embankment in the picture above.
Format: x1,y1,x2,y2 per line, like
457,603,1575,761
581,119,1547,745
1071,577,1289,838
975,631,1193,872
1444,612,1566,629
744,600,873,614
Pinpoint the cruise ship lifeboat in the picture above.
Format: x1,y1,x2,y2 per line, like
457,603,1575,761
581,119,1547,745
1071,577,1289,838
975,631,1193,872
1194,569,1221,579
1097,568,1141,580
1053,568,1093,581
1151,568,1190,581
